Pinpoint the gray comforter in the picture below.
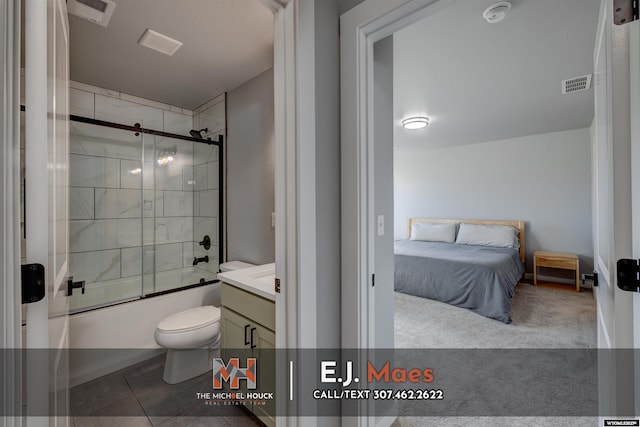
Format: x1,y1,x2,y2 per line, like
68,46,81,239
394,240,524,323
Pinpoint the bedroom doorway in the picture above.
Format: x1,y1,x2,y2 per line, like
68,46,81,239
365,0,599,342
386,0,597,335
341,0,638,423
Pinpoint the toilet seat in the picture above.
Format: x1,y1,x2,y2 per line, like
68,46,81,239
156,306,220,334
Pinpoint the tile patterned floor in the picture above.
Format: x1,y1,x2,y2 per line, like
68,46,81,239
70,354,263,427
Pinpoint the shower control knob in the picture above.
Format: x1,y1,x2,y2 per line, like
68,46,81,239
199,235,211,251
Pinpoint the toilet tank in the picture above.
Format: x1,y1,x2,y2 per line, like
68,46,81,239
219,261,256,272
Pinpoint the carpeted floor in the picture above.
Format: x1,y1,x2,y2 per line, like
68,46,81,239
394,282,597,348
392,282,599,426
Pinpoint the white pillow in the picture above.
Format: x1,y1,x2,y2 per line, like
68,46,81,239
455,223,520,249
410,222,457,243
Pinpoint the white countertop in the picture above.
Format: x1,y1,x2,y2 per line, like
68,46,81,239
217,263,276,301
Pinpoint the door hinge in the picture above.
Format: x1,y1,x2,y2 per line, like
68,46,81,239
614,0,639,25
275,277,281,293
21,263,45,304
372,274,375,287
617,259,640,292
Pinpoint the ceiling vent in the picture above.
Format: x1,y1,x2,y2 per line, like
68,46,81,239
138,29,184,56
562,74,592,94
67,0,116,27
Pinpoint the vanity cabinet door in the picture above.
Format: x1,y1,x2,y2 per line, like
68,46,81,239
219,307,253,409
220,282,276,427
251,324,276,426
221,307,252,350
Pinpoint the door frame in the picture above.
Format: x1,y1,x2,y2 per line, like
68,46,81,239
1,0,22,425
3,0,303,424
629,19,640,415
2,0,302,425
341,2,453,425
341,0,636,423
340,0,453,358
259,1,306,424
259,0,299,352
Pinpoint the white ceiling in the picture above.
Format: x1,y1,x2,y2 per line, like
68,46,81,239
394,0,600,150
68,0,274,110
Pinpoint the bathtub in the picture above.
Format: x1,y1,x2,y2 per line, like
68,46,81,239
69,279,221,387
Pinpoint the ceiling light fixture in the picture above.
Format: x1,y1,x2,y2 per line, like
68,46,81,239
483,2,511,24
402,116,430,130
138,29,183,56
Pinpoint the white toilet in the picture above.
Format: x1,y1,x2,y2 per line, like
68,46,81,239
155,261,255,384
219,261,256,272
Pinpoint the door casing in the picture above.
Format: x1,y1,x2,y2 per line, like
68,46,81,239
0,0,23,425
5,0,306,426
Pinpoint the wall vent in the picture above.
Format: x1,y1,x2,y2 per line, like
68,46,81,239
68,0,117,28
561,74,592,94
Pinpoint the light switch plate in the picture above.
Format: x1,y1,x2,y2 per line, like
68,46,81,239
377,215,384,236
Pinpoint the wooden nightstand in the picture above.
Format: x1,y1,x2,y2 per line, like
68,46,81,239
533,251,580,292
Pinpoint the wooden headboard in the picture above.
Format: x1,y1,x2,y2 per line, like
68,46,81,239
407,218,526,263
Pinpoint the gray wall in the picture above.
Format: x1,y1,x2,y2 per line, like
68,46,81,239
226,68,275,265
314,0,342,349
339,0,367,14
394,128,594,274
374,36,395,348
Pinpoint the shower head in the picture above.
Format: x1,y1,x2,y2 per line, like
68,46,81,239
189,128,208,139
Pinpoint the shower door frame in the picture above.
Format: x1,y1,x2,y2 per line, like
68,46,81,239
69,114,225,302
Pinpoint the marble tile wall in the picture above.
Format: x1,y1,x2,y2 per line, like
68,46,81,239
18,76,226,305
68,82,205,288
192,94,225,275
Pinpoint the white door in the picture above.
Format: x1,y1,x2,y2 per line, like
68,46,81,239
630,17,640,417
592,0,637,417
24,0,70,425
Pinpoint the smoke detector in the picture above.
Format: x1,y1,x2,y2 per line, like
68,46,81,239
68,0,117,27
483,2,511,23
562,74,592,94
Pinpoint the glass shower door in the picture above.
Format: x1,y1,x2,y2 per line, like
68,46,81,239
191,141,221,282
68,120,144,312
67,118,222,312
142,133,220,296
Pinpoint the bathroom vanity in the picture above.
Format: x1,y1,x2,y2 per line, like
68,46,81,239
218,263,275,427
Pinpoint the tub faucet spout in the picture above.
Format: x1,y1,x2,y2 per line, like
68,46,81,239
193,255,209,265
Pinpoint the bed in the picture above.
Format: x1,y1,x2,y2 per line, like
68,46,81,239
394,218,525,323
